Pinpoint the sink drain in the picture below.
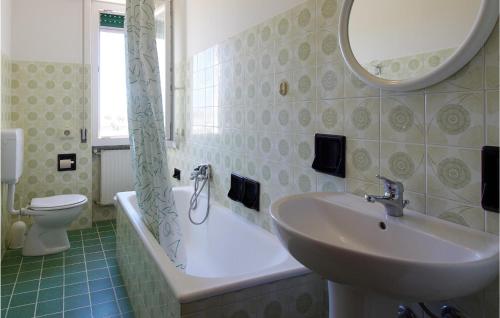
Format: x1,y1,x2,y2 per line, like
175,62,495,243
378,221,387,230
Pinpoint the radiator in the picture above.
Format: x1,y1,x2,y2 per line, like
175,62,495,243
100,149,134,205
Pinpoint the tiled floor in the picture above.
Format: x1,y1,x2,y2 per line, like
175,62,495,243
1,220,134,318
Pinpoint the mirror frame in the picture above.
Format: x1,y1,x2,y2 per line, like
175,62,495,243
339,0,499,92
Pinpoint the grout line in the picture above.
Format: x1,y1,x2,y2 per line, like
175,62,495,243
5,256,24,316
80,230,94,318
32,255,45,318
97,222,122,315
62,246,66,318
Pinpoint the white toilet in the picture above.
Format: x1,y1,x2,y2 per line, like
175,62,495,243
1,129,88,256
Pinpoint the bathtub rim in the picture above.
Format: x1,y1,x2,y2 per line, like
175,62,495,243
115,187,309,303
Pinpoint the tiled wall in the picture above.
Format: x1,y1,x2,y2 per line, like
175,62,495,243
8,60,93,230
167,0,499,315
1,54,13,256
115,202,327,318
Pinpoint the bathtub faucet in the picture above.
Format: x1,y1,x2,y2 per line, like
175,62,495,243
189,164,211,225
190,164,211,181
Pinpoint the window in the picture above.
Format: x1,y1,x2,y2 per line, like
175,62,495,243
91,1,172,147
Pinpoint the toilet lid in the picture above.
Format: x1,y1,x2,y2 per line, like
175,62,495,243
30,194,88,210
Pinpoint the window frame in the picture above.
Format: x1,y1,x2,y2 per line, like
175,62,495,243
91,0,173,147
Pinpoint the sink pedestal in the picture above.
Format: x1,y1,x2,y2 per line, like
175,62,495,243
328,281,365,318
328,281,413,318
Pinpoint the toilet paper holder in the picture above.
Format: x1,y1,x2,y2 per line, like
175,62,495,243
57,153,76,171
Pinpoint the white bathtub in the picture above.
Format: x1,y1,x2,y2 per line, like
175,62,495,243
115,186,308,303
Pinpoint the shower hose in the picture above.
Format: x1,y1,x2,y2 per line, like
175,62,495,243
188,166,210,225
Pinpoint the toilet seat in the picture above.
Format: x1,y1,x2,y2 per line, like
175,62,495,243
29,194,88,211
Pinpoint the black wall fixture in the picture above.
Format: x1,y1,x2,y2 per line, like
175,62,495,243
481,146,499,213
57,153,77,171
173,168,181,180
227,173,260,211
311,134,346,178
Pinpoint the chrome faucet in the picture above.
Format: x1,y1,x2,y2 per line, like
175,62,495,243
365,175,409,217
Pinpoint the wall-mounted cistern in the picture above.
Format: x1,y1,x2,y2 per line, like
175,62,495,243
365,175,409,217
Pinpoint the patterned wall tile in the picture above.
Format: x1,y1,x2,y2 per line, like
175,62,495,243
343,97,379,140
316,99,344,134
427,146,481,205
426,92,484,148
426,196,484,231
346,139,379,183
380,94,425,143
380,142,425,194
486,90,499,146
484,22,499,90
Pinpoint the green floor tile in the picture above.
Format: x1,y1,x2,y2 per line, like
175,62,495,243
40,276,63,289
64,306,91,318
83,245,102,254
1,257,22,267
99,231,114,238
41,266,63,278
36,298,63,317
100,237,115,244
114,286,128,300
1,274,17,285
106,258,118,268
64,283,88,297
111,275,124,287
37,286,63,302
64,294,90,311
17,269,41,282
102,243,116,251
90,288,115,305
108,266,120,277
3,250,22,258
65,248,84,257
10,290,37,307
1,308,6,318
87,260,107,271
104,250,116,259
118,298,133,314
44,254,64,261
1,265,20,276
68,241,83,249
65,262,86,274
39,313,62,318
1,284,13,296
13,280,39,294
19,261,42,272
82,233,98,240
81,228,97,234
68,236,82,243
5,303,35,318
43,258,63,268
66,255,85,266
122,311,135,318
85,252,104,262
22,256,43,264
64,272,87,285
89,269,110,282
92,300,119,317
83,239,100,247
1,296,10,309
89,278,112,292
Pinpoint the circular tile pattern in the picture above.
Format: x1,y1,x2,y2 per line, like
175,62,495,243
389,105,413,132
262,165,272,180
389,152,415,179
428,55,441,67
298,174,312,192
278,139,290,156
279,170,290,186
321,70,337,90
322,107,338,129
296,292,313,314
261,54,272,70
278,49,289,66
351,107,371,130
264,300,282,318
298,141,311,160
261,137,272,153
437,157,471,189
298,42,311,61
298,75,312,93
408,59,420,70
436,104,471,135
262,110,271,125
278,109,289,126
352,148,371,171
298,108,312,127
261,26,271,42
438,212,468,226
321,34,337,56
278,18,290,36
298,9,311,28
321,0,337,18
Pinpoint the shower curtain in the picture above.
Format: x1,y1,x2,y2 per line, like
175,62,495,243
125,0,185,270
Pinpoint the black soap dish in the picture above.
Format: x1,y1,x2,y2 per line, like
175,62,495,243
311,134,346,178
227,173,260,211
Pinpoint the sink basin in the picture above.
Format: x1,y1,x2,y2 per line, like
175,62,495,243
270,192,498,301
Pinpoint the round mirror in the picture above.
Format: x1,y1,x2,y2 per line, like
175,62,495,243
339,0,498,91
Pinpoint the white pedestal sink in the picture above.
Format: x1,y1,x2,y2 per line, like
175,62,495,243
270,192,499,318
